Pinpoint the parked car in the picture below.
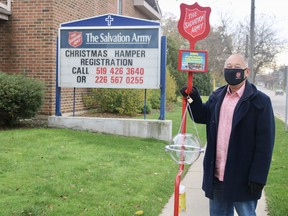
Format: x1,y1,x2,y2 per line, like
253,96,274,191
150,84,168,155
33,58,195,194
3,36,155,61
275,89,284,96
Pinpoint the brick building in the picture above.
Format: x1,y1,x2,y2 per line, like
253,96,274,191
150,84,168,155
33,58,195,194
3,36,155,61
0,0,162,116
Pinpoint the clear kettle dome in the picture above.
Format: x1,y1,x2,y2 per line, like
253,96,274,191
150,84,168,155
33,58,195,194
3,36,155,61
165,133,204,165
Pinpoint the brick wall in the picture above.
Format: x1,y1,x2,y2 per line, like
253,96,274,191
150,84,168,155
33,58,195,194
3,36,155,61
0,0,153,116
0,0,56,114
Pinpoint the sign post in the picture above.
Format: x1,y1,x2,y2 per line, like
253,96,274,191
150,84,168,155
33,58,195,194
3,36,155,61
173,3,211,215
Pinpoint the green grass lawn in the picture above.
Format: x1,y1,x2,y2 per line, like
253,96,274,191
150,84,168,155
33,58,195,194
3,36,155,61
0,100,287,216
0,128,179,215
265,118,288,215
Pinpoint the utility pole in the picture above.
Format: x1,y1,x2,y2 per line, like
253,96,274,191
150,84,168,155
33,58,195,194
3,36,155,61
249,0,255,83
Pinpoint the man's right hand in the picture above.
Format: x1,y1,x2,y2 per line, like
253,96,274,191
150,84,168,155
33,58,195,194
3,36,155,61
180,86,197,97
179,86,202,104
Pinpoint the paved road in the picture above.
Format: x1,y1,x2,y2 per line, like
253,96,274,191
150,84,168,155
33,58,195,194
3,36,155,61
257,86,287,122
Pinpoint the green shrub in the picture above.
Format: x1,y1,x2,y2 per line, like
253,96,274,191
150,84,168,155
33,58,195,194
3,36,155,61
83,88,144,116
166,67,177,103
0,72,45,126
149,90,160,109
143,100,152,114
193,72,212,95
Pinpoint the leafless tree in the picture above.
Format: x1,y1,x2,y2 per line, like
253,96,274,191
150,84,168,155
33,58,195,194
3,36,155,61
232,14,286,82
160,13,189,49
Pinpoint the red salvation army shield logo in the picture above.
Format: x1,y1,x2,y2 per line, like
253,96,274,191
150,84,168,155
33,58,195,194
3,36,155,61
68,31,82,48
178,3,211,43
236,72,241,79
184,9,207,38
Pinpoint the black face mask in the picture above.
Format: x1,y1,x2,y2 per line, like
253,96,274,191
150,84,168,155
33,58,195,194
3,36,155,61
224,68,247,85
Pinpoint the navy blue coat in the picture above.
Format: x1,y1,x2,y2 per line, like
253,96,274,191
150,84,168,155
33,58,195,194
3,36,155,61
188,81,275,201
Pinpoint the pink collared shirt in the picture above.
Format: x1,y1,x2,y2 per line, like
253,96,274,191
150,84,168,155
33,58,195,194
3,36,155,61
215,83,245,181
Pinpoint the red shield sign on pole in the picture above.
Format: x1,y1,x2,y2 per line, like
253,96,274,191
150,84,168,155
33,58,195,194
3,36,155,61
68,31,83,48
178,2,211,45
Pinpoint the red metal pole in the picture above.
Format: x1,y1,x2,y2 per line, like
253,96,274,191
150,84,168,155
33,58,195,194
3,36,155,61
173,163,184,216
173,41,195,216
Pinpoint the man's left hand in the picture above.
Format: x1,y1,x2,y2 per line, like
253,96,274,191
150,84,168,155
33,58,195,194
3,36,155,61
248,181,264,194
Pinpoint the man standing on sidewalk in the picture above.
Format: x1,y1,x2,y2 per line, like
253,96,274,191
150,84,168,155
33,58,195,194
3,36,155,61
180,54,275,216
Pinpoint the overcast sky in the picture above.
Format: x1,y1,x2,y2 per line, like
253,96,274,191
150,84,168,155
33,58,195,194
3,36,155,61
158,0,288,65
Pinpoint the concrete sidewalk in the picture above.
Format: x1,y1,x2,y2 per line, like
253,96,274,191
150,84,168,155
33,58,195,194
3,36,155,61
159,154,269,216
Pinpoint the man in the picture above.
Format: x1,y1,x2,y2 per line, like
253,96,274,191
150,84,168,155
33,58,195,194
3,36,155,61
180,54,275,216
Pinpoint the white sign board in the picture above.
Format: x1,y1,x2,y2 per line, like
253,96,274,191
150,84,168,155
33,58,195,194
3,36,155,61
58,27,161,89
